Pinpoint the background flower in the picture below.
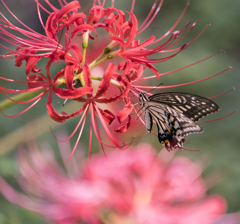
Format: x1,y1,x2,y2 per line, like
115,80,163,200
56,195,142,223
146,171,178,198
0,141,231,224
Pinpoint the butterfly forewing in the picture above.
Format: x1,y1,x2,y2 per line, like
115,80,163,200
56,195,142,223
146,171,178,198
148,92,219,121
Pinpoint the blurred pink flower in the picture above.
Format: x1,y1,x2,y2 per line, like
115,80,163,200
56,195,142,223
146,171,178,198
0,142,229,224
83,144,227,224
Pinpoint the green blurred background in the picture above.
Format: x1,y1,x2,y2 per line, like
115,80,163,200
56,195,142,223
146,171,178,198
0,0,239,223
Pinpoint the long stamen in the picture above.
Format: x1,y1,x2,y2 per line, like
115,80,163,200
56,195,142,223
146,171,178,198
197,110,237,123
138,0,164,34
1,90,47,104
59,107,89,164
0,97,42,118
92,105,107,156
50,104,88,142
133,66,232,89
208,87,235,99
135,51,224,81
152,1,189,43
177,146,201,152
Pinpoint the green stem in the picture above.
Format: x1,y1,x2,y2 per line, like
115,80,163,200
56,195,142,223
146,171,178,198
79,72,85,87
89,56,109,70
88,46,111,69
82,47,87,65
0,89,44,111
91,76,122,88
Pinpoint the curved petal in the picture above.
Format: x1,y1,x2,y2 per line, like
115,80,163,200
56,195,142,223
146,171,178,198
46,89,84,123
83,64,92,90
117,101,133,123
65,45,83,64
98,108,115,125
94,63,117,99
109,36,125,46
25,56,42,75
55,1,81,20
95,78,130,104
87,6,104,24
115,115,131,133
27,75,45,89
124,12,138,47
66,13,86,26
71,24,97,39
45,13,58,41
53,86,93,99
64,63,75,89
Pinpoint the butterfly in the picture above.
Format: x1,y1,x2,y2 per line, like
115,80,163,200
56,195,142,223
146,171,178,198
136,91,219,151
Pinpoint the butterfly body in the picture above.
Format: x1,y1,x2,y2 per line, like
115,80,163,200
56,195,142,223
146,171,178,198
138,92,219,151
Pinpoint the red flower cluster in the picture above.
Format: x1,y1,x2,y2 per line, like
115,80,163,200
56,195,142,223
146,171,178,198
0,142,229,224
0,0,231,156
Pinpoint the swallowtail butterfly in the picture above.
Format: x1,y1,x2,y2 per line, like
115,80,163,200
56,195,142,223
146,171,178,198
137,91,219,151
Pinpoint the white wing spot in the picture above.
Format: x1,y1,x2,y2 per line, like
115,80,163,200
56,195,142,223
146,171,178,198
181,96,187,103
175,95,182,103
202,102,206,105
179,106,187,111
186,105,191,109
172,106,182,113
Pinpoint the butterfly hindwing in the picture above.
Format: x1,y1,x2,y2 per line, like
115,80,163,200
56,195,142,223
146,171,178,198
148,92,219,121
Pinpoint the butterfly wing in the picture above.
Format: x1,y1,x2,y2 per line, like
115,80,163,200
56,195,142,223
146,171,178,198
149,92,219,121
145,101,203,151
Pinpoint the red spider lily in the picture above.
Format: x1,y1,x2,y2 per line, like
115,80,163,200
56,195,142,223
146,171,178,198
0,142,233,224
0,0,234,155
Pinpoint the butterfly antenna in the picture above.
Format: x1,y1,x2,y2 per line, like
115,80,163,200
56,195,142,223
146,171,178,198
132,86,141,93
149,82,164,93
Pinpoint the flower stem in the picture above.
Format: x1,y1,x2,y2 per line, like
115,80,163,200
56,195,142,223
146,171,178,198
0,89,44,111
89,56,108,70
91,76,122,88
94,47,111,63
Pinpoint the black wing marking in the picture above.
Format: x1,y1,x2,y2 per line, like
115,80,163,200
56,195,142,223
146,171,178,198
145,102,203,151
148,92,219,121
